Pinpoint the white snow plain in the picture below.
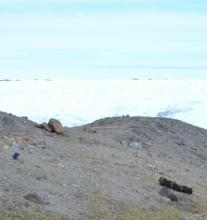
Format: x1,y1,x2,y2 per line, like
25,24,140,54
0,80,207,129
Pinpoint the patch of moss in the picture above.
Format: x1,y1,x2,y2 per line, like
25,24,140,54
90,203,187,220
116,208,184,220
61,135,82,144
86,193,206,220
186,196,207,214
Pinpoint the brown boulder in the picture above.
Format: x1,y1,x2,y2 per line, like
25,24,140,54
48,119,64,135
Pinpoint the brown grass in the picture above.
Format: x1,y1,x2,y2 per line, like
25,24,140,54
86,192,207,220
0,207,68,220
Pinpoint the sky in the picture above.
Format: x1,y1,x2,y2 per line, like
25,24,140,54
0,0,207,79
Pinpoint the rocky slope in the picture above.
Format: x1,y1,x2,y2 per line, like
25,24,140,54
0,111,206,220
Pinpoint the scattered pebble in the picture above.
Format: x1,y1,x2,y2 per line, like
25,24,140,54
121,140,128,147
58,163,65,168
3,145,11,150
129,142,143,150
24,193,49,205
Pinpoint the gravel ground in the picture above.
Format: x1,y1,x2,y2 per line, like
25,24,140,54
0,111,206,220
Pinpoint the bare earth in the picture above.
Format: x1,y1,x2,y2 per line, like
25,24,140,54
0,111,206,220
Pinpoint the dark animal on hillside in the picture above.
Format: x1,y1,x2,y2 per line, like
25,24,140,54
159,177,193,194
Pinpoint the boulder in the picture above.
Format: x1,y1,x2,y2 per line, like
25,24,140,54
38,122,52,132
159,187,178,202
48,119,64,135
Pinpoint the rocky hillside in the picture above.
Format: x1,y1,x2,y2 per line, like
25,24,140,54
0,111,206,220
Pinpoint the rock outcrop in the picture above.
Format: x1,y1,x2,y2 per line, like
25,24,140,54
37,118,64,135
48,119,64,135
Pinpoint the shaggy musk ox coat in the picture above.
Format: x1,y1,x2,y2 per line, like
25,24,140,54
159,177,193,194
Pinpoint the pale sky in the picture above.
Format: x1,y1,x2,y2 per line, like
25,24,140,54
0,0,207,79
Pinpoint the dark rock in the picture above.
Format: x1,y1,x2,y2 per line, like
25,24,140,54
86,127,97,133
48,119,64,135
24,193,49,204
175,140,185,146
33,139,47,149
159,187,178,202
159,177,193,194
38,122,52,132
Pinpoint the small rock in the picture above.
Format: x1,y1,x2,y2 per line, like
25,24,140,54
143,140,152,146
33,139,47,148
3,176,9,180
21,116,28,120
87,127,97,133
72,184,81,188
24,193,49,204
36,175,48,181
48,119,64,135
175,140,185,146
3,145,11,150
146,163,158,171
28,145,34,149
121,140,128,147
129,142,143,150
58,163,65,168
191,147,198,151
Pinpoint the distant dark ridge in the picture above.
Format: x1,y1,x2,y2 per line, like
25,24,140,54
0,79,21,82
0,79,52,82
0,79,11,81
